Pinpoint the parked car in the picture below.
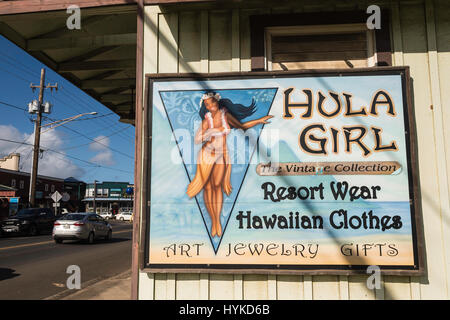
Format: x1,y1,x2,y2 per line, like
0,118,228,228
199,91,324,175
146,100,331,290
116,211,133,222
0,208,57,236
99,212,114,220
52,213,112,244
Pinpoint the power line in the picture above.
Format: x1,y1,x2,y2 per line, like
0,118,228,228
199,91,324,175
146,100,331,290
0,99,133,158
0,137,134,174
44,115,134,160
53,87,135,142
0,59,135,145
60,127,128,151
0,60,134,141
0,100,27,111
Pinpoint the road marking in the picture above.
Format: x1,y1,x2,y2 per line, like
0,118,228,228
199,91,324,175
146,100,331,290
0,240,54,251
0,229,132,251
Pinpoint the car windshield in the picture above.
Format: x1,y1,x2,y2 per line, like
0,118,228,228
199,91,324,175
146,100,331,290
15,209,37,217
59,214,86,221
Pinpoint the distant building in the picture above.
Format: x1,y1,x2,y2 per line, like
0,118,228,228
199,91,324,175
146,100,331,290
83,181,133,215
63,177,87,213
0,153,86,216
0,167,65,209
0,153,20,171
0,184,18,220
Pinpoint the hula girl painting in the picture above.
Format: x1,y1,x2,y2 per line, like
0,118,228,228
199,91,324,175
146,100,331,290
187,92,273,238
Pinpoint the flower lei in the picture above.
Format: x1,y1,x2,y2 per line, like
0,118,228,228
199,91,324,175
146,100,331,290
199,92,221,106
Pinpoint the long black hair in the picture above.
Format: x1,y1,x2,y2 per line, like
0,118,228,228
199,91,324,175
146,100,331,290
199,92,256,123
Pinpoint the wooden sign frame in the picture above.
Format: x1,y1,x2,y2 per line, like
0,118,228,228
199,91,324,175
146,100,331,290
141,67,425,276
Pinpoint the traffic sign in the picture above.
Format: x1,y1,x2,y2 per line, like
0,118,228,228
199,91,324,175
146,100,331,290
61,192,70,202
51,191,62,202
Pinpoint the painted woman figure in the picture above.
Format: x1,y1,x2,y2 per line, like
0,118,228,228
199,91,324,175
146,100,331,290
187,92,273,237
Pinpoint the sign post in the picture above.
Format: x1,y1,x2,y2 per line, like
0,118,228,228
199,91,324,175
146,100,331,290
51,191,62,216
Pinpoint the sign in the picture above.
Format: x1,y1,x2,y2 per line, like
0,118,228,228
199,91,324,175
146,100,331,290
53,202,61,207
51,191,62,203
61,192,70,202
144,68,423,274
9,197,19,216
9,197,19,203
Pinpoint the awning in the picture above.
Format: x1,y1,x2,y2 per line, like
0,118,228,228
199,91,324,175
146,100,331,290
82,198,133,202
0,2,138,124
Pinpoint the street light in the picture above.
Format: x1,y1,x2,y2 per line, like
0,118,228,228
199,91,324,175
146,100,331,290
40,112,98,134
28,111,97,207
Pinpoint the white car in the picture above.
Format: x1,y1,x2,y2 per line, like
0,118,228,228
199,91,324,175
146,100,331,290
116,211,133,222
100,212,114,220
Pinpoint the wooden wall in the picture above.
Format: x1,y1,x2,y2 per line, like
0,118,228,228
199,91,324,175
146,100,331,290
138,0,450,300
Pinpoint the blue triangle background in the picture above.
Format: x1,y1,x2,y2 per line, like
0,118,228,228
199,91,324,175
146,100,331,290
159,88,277,252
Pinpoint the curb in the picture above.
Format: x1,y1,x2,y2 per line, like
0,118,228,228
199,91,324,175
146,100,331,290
44,269,131,300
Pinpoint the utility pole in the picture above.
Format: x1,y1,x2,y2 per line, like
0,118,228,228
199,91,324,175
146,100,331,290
28,68,57,207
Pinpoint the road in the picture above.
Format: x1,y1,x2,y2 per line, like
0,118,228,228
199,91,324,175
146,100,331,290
0,220,133,300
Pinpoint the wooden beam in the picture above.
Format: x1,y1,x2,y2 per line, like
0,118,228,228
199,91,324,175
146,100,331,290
81,78,135,88
112,104,133,112
31,51,60,71
0,0,138,15
100,94,133,102
119,118,135,125
59,59,136,71
80,70,122,81
29,15,114,40
27,33,136,51
0,22,27,49
131,0,143,301
145,0,213,4
61,46,121,64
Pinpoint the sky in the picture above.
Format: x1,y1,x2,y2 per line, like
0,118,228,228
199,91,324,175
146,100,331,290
0,35,135,184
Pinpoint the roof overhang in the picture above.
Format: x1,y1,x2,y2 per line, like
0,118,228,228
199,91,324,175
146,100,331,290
0,1,140,124
0,0,216,125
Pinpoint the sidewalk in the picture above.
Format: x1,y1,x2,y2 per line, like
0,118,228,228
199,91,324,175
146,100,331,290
49,270,132,300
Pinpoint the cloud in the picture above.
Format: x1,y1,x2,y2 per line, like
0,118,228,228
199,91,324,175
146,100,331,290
90,150,114,166
0,124,85,179
89,135,115,166
89,135,110,151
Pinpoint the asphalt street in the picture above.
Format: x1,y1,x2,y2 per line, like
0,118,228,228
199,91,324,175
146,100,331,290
0,220,133,300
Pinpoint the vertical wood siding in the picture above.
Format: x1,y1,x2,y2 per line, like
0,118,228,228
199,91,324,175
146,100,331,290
139,0,450,300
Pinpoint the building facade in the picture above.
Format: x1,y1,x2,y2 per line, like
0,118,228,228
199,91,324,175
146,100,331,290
0,167,65,210
0,0,448,301
63,177,87,213
133,0,450,300
0,184,18,220
83,181,134,215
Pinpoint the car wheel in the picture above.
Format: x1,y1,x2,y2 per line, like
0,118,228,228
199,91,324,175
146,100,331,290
29,225,38,236
120,217,124,221
105,230,112,241
55,239,63,244
87,232,95,244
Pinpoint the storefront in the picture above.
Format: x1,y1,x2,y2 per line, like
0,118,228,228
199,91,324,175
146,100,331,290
132,0,449,300
0,185,18,220
83,181,134,215
0,0,448,301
